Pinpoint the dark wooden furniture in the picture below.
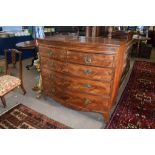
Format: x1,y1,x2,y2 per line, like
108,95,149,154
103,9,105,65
86,26,102,37
133,36,151,57
16,41,37,70
0,49,26,107
38,36,133,122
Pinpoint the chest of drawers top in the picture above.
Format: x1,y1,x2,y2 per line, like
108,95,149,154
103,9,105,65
38,35,128,54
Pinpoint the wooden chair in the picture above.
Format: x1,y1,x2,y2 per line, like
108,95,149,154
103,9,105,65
0,49,26,107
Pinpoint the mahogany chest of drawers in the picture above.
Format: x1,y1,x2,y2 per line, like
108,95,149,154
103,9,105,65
38,36,133,122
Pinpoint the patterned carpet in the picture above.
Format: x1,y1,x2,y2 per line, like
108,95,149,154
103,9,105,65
106,61,155,129
0,104,70,129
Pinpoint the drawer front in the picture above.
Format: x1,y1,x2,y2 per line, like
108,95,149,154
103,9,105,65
63,75,111,96
66,63,113,81
41,57,67,73
43,81,64,99
43,80,109,112
39,46,66,61
42,68,111,96
62,90,109,111
67,50,114,67
41,68,64,87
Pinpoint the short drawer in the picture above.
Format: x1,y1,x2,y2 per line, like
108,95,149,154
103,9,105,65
63,75,111,96
40,57,67,73
67,50,114,67
41,69,64,87
66,63,114,82
39,46,66,61
43,82,64,99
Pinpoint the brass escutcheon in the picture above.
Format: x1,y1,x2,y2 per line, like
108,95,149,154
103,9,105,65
84,55,92,65
48,51,53,56
84,69,92,75
84,99,91,105
84,84,92,88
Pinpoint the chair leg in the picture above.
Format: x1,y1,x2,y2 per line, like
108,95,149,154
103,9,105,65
0,96,6,108
20,84,26,95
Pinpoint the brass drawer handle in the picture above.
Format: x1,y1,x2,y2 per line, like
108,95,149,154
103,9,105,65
84,69,92,75
84,55,92,65
48,51,53,56
84,84,92,88
84,99,91,105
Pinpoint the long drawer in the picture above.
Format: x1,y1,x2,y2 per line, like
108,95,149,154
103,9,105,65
67,50,114,67
63,75,111,96
41,57,114,82
39,46,66,61
41,68,111,96
67,63,114,81
43,82,109,112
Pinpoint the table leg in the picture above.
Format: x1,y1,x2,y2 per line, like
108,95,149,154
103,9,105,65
26,47,38,70
26,58,35,70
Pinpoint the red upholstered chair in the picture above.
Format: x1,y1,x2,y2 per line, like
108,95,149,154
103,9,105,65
0,49,26,107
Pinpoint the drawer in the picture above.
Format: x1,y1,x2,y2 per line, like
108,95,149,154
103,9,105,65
42,69,111,96
66,63,113,82
41,69,64,87
67,50,114,67
41,57,67,73
63,75,111,96
39,46,66,61
43,82,64,99
43,78,109,112
62,90,109,112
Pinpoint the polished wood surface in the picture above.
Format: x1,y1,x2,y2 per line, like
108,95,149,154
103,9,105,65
16,40,37,70
16,41,35,50
38,35,133,122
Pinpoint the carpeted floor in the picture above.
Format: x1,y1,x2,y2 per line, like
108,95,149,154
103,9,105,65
0,104,70,129
0,48,155,128
106,61,155,129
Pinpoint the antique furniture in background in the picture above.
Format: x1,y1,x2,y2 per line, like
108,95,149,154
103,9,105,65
86,26,101,37
0,35,33,61
133,35,151,57
0,49,26,107
38,35,133,122
16,41,43,98
16,40,36,70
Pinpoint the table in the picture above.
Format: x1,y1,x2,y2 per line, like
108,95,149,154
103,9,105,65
0,35,33,61
16,40,42,98
133,36,151,57
16,41,37,70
